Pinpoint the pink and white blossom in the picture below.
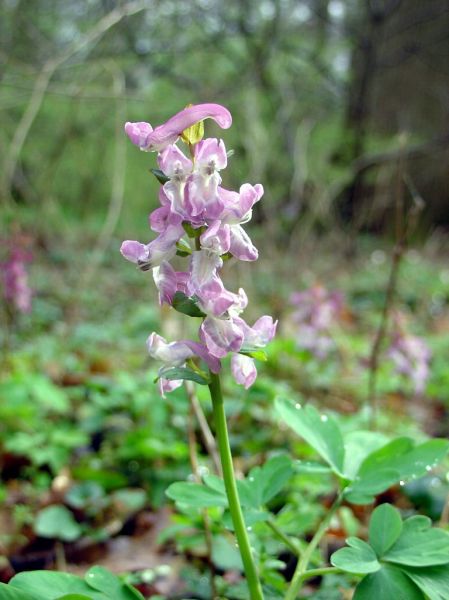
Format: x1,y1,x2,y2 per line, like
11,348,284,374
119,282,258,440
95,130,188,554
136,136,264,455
121,103,275,395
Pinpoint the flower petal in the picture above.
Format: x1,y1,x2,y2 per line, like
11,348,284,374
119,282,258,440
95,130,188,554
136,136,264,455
124,121,153,149
120,240,148,264
200,316,244,358
142,104,232,152
153,261,178,305
195,138,228,173
231,354,257,388
229,225,258,261
200,221,231,255
158,144,192,179
188,250,223,293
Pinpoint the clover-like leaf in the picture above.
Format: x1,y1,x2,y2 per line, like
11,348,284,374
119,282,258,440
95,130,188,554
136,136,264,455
400,565,449,600
34,505,82,542
331,537,381,574
353,565,424,600
0,584,37,600
85,567,144,600
8,572,106,600
368,504,403,557
383,515,449,566
275,398,345,476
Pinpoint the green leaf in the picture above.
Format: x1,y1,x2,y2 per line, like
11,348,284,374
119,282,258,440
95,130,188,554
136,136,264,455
275,398,345,475
254,455,293,505
345,469,399,504
353,565,424,600
8,572,106,600
368,504,403,557
0,584,38,600
166,482,228,508
65,482,104,509
383,515,449,566
331,537,381,574
112,489,146,512
158,366,209,386
150,168,170,184
56,596,93,600
358,438,449,486
211,535,243,571
239,348,267,361
400,565,449,600
84,567,144,600
346,437,449,504
342,431,389,480
295,460,332,474
34,505,83,542
171,291,205,317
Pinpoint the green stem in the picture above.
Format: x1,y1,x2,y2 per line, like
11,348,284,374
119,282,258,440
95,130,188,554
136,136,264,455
285,495,342,600
299,566,341,581
267,519,302,557
208,371,264,600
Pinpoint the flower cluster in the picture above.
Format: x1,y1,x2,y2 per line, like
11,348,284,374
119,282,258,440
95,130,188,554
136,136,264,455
386,316,431,394
1,239,32,314
290,285,343,358
121,104,277,395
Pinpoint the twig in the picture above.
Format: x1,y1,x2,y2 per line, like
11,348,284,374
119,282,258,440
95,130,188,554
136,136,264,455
1,0,148,204
366,166,424,428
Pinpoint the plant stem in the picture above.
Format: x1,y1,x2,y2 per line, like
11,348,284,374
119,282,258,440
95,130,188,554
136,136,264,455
299,566,341,581
267,519,302,557
208,371,264,600
285,496,342,600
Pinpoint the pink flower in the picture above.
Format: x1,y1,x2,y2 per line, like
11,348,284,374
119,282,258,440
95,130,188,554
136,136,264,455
125,104,232,152
231,354,257,389
290,285,342,358
1,246,32,314
120,214,184,270
387,326,431,394
121,104,276,393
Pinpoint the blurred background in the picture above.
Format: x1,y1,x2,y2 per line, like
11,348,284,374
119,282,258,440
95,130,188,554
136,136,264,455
1,0,449,593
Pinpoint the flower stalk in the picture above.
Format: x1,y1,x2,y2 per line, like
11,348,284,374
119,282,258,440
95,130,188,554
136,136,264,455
208,371,264,600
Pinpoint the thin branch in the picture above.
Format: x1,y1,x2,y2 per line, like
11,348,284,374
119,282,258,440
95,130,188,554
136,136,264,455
367,164,425,427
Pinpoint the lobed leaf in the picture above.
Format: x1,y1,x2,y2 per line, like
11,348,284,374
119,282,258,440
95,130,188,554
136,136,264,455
275,398,345,476
368,504,403,557
353,565,425,600
331,537,381,574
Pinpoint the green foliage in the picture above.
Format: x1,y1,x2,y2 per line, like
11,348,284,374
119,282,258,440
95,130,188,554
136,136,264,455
0,567,144,600
34,505,83,542
276,398,449,504
331,504,449,600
